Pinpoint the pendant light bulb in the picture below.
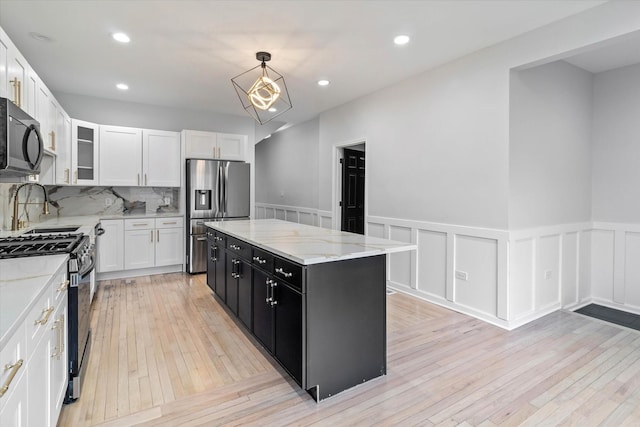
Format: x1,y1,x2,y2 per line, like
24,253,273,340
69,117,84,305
247,63,281,110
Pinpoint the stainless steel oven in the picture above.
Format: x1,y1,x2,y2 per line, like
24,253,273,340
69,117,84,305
66,236,95,402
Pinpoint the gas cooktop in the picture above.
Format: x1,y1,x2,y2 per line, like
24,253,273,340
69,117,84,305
0,233,84,259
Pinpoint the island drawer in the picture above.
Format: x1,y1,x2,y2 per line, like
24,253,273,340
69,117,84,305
227,237,251,260
251,248,273,271
206,228,226,245
273,257,303,291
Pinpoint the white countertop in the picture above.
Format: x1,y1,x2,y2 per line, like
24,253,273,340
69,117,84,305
205,219,416,265
0,254,68,347
0,212,184,238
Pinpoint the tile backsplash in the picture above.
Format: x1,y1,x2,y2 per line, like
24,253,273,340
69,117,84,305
0,184,180,231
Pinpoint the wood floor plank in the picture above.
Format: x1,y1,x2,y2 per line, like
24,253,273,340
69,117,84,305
60,274,640,427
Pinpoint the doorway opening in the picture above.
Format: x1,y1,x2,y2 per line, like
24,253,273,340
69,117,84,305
334,142,366,234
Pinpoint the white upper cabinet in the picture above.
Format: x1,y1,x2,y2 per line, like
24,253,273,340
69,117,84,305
217,133,247,161
143,129,181,187
71,119,100,185
183,130,246,161
0,31,9,100
99,126,180,187
6,45,28,111
99,125,142,186
54,110,72,185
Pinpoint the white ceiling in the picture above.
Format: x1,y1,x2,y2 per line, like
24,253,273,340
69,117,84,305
0,0,609,126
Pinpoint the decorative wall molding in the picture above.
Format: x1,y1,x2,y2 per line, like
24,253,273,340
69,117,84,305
255,202,333,228
253,204,640,330
367,215,512,328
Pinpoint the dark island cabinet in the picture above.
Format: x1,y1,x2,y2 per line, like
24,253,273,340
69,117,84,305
273,279,303,384
226,237,252,328
252,268,275,353
206,230,226,301
206,226,386,401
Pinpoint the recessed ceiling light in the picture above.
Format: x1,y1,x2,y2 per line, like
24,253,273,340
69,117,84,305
268,107,277,112
317,80,330,87
116,83,129,90
394,35,410,45
112,32,130,43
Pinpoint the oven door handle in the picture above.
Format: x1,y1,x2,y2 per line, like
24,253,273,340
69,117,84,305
79,255,96,278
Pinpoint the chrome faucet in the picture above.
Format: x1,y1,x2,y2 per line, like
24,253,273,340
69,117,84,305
11,183,51,231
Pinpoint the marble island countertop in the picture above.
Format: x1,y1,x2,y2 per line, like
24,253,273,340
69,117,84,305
205,219,416,265
0,254,68,348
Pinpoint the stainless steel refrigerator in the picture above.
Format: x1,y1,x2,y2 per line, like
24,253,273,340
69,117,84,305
186,159,250,273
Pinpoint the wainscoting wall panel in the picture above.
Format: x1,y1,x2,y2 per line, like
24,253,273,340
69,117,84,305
255,204,640,328
454,235,498,318
416,230,447,299
590,223,640,315
367,215,510,328
508,223,591,327
561,232,579,308
591,230,615,302
255,203,333,228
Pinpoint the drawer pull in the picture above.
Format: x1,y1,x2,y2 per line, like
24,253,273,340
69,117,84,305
51,315,65,359
57,280,70,293
162,221,177,225
275,267,293,278
0,359,24,398
34,307,54,326
132,223,148,227
252,256,267,264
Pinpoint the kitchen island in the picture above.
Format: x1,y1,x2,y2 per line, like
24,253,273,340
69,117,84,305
204,219,415,401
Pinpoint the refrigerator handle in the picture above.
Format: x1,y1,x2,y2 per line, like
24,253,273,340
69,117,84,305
216,164,222,216
223,163,229,215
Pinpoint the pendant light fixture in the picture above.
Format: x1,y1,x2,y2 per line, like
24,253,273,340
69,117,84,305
231,51,292,125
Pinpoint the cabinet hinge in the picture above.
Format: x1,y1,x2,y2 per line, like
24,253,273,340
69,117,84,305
339,158,343,164
339,201,342,207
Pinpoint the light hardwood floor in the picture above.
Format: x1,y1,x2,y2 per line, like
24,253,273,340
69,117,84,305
58,273,640,426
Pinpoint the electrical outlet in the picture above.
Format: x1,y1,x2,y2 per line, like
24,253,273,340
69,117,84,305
105,198,113,206
455,270,468,281
163,196,171,205
544,270,552,280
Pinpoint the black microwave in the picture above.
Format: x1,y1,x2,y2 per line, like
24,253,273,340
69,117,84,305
0,97,43,176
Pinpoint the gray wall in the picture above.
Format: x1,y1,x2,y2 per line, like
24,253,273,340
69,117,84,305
254,2,640,231
255,118,319,208
509,61,593,229
54,92,256,141
592,63,640,223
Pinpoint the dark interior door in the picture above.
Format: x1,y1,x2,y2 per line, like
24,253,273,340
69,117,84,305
341,148,365,234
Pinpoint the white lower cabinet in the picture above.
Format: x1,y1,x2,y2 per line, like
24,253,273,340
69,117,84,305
0,263,68,427
50,293,68,426
155,218,184,266
0,321,27,426
97,220,125,273
124,219,156,270
99,217,183,273
27,326,51,427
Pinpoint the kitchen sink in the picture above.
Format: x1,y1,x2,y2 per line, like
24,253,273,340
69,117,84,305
23,226,80,234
